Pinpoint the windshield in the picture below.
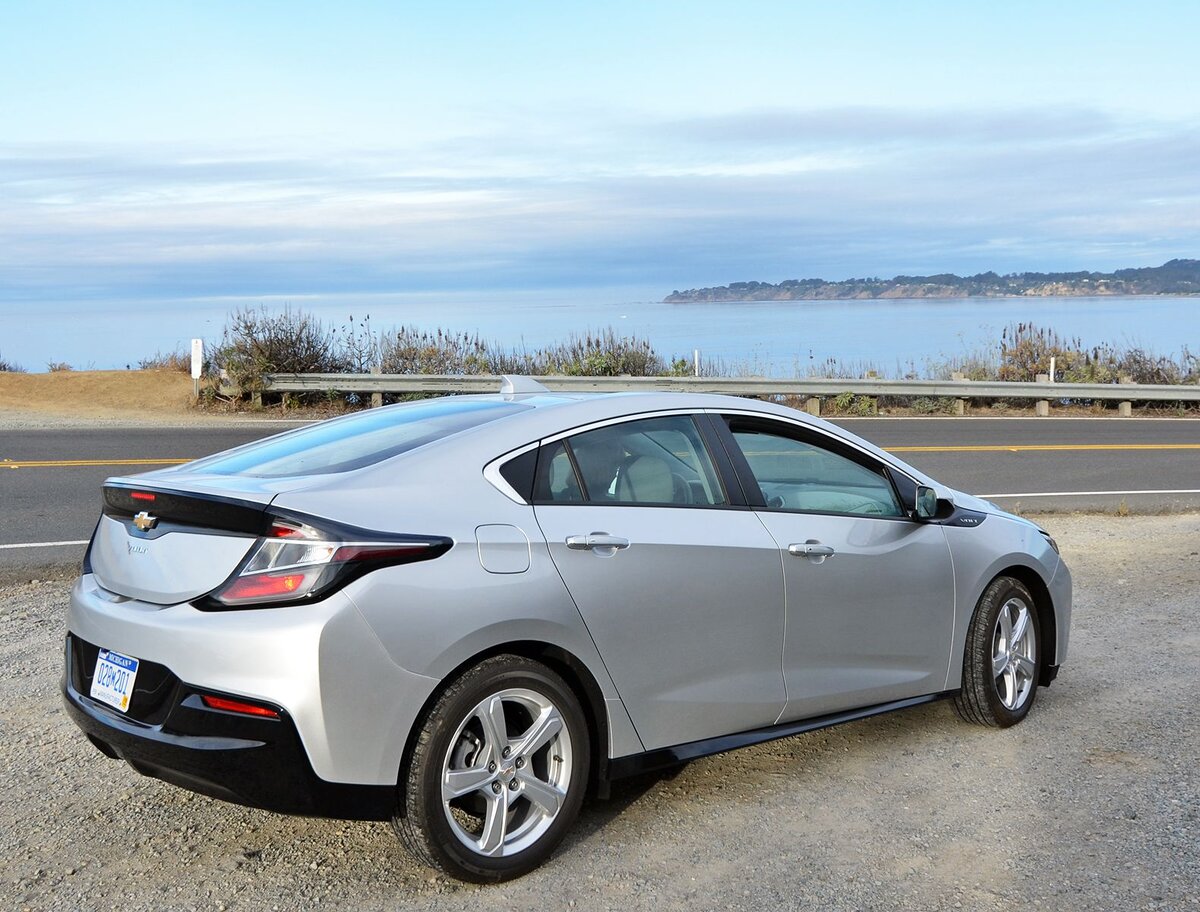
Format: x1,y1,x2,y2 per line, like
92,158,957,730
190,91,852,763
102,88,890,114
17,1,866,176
186,399,529,478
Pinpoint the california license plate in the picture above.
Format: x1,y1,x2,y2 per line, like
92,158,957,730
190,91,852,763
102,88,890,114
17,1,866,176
90,649,139,713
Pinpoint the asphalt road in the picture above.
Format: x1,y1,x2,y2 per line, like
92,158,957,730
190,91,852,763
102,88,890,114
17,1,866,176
2,416,1198,580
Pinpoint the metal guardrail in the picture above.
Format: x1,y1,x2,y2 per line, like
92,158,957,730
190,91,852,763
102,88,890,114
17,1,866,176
261,372,1200,415
262,372,1200,400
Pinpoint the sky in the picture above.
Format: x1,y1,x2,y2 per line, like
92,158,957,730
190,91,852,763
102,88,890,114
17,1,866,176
1,1,1199,366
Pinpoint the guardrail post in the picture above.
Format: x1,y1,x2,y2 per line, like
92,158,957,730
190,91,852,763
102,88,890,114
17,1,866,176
1118,375,1134,416
371,365,383,409
252,389,263,410
951,372,966,415
863,372,879,414
804,396,821,417
1035,373,1050,417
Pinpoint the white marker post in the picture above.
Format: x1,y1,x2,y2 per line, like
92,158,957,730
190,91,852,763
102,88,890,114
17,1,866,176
190,338,203,400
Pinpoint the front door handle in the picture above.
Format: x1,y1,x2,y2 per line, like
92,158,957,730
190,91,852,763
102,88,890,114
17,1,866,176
566,532,631,552
788,541,835,559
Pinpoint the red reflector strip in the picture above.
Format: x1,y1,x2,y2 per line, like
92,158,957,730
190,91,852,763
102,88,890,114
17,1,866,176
201,695,280,718
130,491,156,502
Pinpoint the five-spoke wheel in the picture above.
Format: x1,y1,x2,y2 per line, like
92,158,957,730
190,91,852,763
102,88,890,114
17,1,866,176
992,596,1037,711
955,576,1041,726
394,655,589,882
440,687,573,857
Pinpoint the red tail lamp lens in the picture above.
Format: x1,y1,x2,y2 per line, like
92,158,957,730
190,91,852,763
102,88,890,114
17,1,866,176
219,572,310,602
200,694,280,718
130,491,156,502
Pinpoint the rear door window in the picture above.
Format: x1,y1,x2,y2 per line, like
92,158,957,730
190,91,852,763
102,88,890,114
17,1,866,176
534,415,727,506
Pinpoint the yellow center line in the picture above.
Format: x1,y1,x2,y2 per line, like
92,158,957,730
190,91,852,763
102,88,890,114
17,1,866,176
887,444,1200,453
1,458,193,469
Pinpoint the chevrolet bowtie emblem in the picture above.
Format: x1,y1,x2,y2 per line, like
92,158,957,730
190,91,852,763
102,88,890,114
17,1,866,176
133,511,158,532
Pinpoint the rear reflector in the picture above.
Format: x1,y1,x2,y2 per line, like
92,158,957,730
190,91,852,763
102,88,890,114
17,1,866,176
130,491,156,502
200,694,280,718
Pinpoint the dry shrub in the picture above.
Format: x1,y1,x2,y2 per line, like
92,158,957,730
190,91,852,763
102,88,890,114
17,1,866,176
214,306,347,395
0,351,26,372
138,349,191,372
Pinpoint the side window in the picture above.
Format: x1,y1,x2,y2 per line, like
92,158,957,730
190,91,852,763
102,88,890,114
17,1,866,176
728,420,902,517
534,415,727,506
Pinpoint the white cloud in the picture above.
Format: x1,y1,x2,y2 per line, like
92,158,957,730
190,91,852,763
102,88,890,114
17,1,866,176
0,106,1197,303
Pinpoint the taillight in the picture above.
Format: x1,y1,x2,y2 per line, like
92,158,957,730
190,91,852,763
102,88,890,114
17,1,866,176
200,515,452,610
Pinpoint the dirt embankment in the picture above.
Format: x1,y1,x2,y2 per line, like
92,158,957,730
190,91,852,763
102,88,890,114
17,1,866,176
0,371,197,422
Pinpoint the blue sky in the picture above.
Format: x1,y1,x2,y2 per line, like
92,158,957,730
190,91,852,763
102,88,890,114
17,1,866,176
2,0,1199,334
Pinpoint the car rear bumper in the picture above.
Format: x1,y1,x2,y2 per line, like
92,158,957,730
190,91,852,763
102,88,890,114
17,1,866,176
62,634,395,820
66,573,440,788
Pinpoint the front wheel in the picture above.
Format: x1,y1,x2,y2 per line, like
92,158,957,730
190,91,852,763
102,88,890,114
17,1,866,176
955,576,1041,727
393,655,590,882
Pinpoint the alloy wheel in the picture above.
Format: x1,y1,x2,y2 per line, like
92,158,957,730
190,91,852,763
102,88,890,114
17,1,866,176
992,597,1037,711
439,687,573,858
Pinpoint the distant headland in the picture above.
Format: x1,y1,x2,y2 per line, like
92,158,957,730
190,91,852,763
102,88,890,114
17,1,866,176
664,258,1200,303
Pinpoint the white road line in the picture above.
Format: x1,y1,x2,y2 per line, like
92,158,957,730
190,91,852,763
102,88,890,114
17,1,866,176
0,540,89,550
981,489,1200,498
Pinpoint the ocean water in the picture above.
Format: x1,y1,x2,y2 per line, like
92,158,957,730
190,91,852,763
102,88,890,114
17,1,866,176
1,291,1195,376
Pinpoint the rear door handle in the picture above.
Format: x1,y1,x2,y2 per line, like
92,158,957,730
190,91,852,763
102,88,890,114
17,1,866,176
788,541,835,558
566,532,630,552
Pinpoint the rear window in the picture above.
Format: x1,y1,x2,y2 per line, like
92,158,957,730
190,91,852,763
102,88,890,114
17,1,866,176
186,399,529,478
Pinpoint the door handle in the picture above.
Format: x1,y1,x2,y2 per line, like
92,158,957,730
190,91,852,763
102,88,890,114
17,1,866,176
788,541,835,558
566,532,631,552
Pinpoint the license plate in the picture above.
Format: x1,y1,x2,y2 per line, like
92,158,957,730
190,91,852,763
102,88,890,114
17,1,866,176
90,649,140,713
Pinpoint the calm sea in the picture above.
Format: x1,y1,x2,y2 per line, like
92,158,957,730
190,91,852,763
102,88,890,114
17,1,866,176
2,291,1196,376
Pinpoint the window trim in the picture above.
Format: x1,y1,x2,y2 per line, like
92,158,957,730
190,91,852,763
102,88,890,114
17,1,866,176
485,406,925,515
712,411,915,521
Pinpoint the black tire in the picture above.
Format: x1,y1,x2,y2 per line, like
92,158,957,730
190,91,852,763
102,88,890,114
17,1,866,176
393,654,590,883
954,576,1041,727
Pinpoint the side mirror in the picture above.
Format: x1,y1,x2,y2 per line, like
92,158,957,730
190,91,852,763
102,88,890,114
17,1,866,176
914,485,939,519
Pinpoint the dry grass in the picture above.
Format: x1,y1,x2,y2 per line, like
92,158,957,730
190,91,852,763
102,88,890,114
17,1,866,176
0,370,196,419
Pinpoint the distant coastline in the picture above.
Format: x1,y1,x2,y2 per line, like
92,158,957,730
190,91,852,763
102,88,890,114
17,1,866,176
664,258,1200,303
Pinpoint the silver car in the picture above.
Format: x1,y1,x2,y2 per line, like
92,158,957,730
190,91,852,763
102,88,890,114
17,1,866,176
63,378,1071,882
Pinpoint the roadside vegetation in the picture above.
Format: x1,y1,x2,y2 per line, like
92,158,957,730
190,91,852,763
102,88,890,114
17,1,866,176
0,351,26,373
184,305,1197,415
199,306,692,408
19,305,1198,415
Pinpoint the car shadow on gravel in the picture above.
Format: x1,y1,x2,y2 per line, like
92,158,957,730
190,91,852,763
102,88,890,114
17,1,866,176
563,700,962,849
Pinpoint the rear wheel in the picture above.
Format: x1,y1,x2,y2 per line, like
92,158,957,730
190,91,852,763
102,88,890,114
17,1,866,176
393,655,590,882
955,576,1040,727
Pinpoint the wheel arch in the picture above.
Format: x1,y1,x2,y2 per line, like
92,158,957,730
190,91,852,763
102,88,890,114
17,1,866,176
395,640,612,814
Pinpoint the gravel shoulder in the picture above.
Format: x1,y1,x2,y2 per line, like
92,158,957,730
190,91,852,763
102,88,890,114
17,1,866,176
2,514,1198,912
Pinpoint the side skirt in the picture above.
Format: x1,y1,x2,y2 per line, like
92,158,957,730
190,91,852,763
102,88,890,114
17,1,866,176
605,691,958,782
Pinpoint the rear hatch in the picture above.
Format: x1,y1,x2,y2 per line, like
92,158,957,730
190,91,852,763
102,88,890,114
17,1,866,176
91,479,281,605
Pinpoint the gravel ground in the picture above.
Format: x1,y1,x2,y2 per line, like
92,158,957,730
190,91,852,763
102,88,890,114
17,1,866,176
2,514,1197,912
